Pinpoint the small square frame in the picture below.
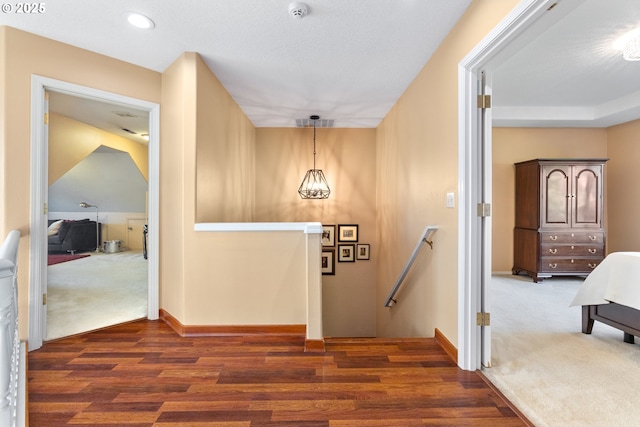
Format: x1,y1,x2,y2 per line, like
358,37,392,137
356,244,370,260
321,249,335,275
338,224,358,242
322,225,336,247
338,244,356,262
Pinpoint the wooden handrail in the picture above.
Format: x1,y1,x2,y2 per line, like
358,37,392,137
384,225,438,307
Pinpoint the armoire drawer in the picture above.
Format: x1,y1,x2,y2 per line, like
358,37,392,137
540,244,604,257
540,231,604,244
540,257,602,273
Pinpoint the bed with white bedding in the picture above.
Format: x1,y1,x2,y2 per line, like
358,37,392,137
571,252,640,343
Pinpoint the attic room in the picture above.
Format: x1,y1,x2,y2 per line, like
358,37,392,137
47,109,149,251
2,0,640,425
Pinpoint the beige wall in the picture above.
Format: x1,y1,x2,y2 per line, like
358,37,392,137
49,113,149,183
606,119,640,253
255,128,377,336
195,54,255,223
375,0,519,342
0,26,161,338
159,52,193,322
492,127,608,272
162,53,307,327
184,231,307,325
0,29,6,234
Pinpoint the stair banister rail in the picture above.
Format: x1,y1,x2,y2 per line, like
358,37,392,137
384,225,438,308
0,229,24,427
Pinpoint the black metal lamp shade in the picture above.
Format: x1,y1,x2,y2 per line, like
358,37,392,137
298,169,330,199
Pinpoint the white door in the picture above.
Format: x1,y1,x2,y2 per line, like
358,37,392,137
38,89,51,341
127,219,146,250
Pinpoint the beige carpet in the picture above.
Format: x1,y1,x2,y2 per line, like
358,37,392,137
484,273,640,427
46,250,148,341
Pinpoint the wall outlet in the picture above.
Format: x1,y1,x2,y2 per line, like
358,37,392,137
446,192,455,208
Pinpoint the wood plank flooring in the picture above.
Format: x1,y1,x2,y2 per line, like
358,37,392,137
28,320,527,426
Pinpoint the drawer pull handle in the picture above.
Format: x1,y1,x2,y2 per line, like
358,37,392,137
549,263,558,269
548,248,557,254
549,235,558,241
588,235,597,241
571,259,574,263
588,263,597,269
571,245,575,250
588,248,596,254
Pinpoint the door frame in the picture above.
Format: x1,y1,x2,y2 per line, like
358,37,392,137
457,0,562,370
29,76,160,351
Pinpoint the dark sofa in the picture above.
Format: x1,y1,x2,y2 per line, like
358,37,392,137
48,219,100,253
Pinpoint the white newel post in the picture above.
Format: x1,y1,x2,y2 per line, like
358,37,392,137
0,260,16,426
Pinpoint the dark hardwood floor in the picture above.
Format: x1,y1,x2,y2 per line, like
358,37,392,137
28,320,527,426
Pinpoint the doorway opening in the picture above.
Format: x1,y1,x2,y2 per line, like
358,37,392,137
46,92,150,340
29,76,160,351
457,0,560,370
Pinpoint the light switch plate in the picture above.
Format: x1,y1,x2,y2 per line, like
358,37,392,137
446,192,455,208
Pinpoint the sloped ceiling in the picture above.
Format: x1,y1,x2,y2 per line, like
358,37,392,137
48,146,148,213
49,92,150,145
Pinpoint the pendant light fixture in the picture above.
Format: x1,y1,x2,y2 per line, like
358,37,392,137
298,115,330,199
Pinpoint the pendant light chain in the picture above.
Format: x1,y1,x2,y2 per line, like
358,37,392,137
312,119,317,170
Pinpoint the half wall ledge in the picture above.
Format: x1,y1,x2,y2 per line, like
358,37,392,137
193,221,324,345
195,222,323,234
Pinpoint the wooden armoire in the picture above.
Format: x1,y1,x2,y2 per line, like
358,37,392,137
512,158,607,282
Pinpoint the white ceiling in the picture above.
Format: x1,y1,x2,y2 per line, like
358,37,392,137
492,0,640,128
1,0,471,129
3,0,640,134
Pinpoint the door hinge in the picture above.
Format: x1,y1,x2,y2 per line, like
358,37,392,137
477,94,491,109
44,112,49,125
42,293,47,305
477,203,491,217
477,312,490,326
43,202,48,215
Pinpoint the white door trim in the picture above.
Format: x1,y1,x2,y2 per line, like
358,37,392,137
457,0,560,371
29,76,160,351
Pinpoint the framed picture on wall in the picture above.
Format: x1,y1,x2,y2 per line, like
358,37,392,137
338,224,358,242
322,225,336,247
356,244,370,260
321,249,335,275
338,244,355,262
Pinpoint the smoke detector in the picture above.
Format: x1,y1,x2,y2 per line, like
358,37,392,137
289,2,308,19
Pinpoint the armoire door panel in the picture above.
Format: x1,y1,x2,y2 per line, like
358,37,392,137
574,166,601,226
542,166,570,227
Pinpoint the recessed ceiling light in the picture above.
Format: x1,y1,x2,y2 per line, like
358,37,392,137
613,28,640,51
124,12,155,29
613,28,640,62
